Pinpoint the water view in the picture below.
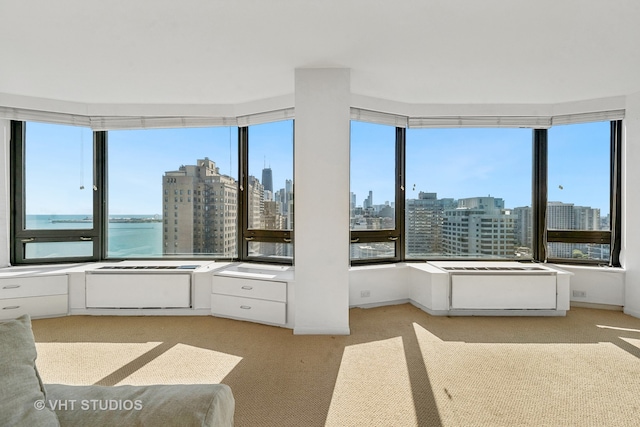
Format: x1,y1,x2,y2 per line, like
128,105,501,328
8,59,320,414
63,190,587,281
26,215,162,258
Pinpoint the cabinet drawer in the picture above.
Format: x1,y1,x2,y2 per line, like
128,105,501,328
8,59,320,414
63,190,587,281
211,294,286,325
0,294,68,320
212,276,286,302
0,275,68,299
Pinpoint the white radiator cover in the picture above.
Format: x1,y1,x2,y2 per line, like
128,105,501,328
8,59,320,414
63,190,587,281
425,261,567,314
450,273,557,309
86,273,191,308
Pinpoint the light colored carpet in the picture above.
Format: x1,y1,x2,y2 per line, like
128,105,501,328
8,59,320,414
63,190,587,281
32,304,640,426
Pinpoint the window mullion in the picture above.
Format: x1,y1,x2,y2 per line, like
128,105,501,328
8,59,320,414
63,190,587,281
396,127,405,261
532,129,548,262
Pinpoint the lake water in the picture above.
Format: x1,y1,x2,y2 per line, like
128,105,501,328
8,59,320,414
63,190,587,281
26,215,162,258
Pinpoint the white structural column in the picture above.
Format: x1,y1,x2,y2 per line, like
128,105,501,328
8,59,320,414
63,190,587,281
293,68,351,334
0,119,10,267
623,92,640,318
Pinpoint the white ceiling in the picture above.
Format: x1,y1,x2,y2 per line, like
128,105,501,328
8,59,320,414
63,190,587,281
1,0,639,107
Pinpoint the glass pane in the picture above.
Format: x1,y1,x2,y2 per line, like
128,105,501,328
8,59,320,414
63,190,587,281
108,127,238,258
547,243,610,262
25,123,94,229
247,121,294,231
350,121,396,231
405,128,532,259
25,241,93,259
247,241,293,260
350,242,395,260
548,122,609,231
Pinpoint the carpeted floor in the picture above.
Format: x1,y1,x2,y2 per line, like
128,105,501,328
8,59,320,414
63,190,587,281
32,304,640,426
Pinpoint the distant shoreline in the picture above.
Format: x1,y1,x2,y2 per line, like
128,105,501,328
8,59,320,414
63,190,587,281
50,217,162,224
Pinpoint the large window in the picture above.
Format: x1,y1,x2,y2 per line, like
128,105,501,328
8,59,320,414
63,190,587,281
11,119,293,264
544,121,620,263
350,121,402,262
10,113,621,267
11,122,99,263
349,116,621,266
108,127,238,258
240,120,294,261
405,128,532,260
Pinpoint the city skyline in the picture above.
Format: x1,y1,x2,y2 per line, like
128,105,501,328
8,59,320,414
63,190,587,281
24,120,610,219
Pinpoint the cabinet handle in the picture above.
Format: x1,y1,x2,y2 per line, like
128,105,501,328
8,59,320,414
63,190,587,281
2,285,20,289
241,286,253,290
2,306,20,310
240,305,252,310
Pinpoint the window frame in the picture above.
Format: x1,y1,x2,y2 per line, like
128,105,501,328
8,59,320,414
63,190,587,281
10,122,107,264
350,126,405,265
10,121,295,265
237,125,293,264
350,119,622,267
538,120,622,266
9,114,622,268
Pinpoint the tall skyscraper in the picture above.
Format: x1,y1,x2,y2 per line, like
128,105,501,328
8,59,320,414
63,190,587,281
163,158,237,256
362,190,374,210
262,166,273,195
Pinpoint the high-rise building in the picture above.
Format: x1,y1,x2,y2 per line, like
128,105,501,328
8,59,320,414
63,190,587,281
261,167,273,195
163,158,237,256
513,206,533,257
547,201,601,258
363,191,373,209
405,192,456,257
442,196,515,257
247,176,264,230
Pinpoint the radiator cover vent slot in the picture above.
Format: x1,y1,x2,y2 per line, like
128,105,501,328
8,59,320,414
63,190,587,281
442,266,546,272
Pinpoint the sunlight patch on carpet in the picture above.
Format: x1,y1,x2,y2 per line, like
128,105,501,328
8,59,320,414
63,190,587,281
116,343,242,385
412,322,640,426
325,337,417,427
35,342,161,385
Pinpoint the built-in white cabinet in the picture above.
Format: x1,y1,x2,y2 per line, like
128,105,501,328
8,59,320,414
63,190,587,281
82,261,218,311
211,264,292,326
408,261,571,316
0,275,68,320
86,273,191,309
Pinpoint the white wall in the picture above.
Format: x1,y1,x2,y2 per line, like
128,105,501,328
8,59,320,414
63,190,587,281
0,119,10,267
293,68,351,334
551,264,625,307
349,264,409,307
623,92,640,317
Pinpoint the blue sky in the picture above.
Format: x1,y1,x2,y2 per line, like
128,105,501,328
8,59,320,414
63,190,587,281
351,121,611,215
24,119,610,216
